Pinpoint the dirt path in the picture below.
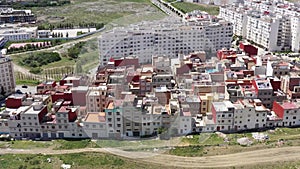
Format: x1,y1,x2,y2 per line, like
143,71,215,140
1,146,300,168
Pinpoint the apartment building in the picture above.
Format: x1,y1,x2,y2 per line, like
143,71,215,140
105,101,123,139
281,73,300,99
0,7,35,24
219,1,300,52
212,101,235,131
86,86,107,112
82,112,108,139
273,101,300,127
233,99,268,131
99,18,233,65
0,55,15,95
219,5,248,37
0,27,37,41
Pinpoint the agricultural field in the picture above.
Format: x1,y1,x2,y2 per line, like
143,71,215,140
171,2,220,15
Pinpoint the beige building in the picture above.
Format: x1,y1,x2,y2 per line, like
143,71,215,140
86,86,107,112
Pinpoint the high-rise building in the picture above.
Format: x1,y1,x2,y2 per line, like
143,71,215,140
0,54,15,96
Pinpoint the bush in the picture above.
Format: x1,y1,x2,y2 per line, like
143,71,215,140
67,42,86,59
21,52,61,68
29,67,43,74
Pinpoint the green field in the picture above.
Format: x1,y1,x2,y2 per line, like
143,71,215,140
172,2,219,15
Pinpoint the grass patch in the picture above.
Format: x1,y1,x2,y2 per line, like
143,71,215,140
172,2,219,15
0,152,161,169
15,79,41,86
168,145,204,157
9,140,53,149
53,139,100,150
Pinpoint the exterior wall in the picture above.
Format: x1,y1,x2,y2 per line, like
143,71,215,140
105,107,123,139
71,89,88,106
99,21,233,65
6,98,22,108
0,56,15,95
141,113,161,136
272,101,284,119
82,121,108,139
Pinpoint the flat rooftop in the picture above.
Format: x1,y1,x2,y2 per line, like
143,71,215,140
85,112,106,123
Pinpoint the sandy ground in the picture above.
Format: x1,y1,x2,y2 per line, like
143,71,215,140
1,146,300,168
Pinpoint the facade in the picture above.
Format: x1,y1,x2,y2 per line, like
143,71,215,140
219,1,300,52
0,27,37,41
0,7,36,24
0,54,15,95
99,18,233,65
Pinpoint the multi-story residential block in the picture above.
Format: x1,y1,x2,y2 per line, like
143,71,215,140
86,86,107,112
272,101,300,127
37,81,57,94
233,99,268,131
219,1,300,52
0,27,37,41
105,101,123,139
82,112,108,139
122,94,143,137
0,7,36,24
212,101,235,131
99,18,233,65
0,54,15,95
281,73,300,99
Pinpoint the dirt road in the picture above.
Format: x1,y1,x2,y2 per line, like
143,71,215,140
1,146,300,168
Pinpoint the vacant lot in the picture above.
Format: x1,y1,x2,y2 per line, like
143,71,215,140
172,2,219,15
30,0,162,27
0,153,166,169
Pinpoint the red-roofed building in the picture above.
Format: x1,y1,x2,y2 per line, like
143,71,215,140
114,57,139,68
272,101,300,127
37,81,56,94
239,42,258,56
217,49,237,63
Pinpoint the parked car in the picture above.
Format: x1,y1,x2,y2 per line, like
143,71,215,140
21,85,28,88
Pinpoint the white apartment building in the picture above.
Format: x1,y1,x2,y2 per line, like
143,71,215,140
233,99,268,131
291,16,300,52
0,27,37,41
219,1,300,52
219,5,248,37
82,112,108,139
0,55,15,95
99,19,233,65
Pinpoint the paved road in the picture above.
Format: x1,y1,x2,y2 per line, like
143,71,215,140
1,146,300,168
